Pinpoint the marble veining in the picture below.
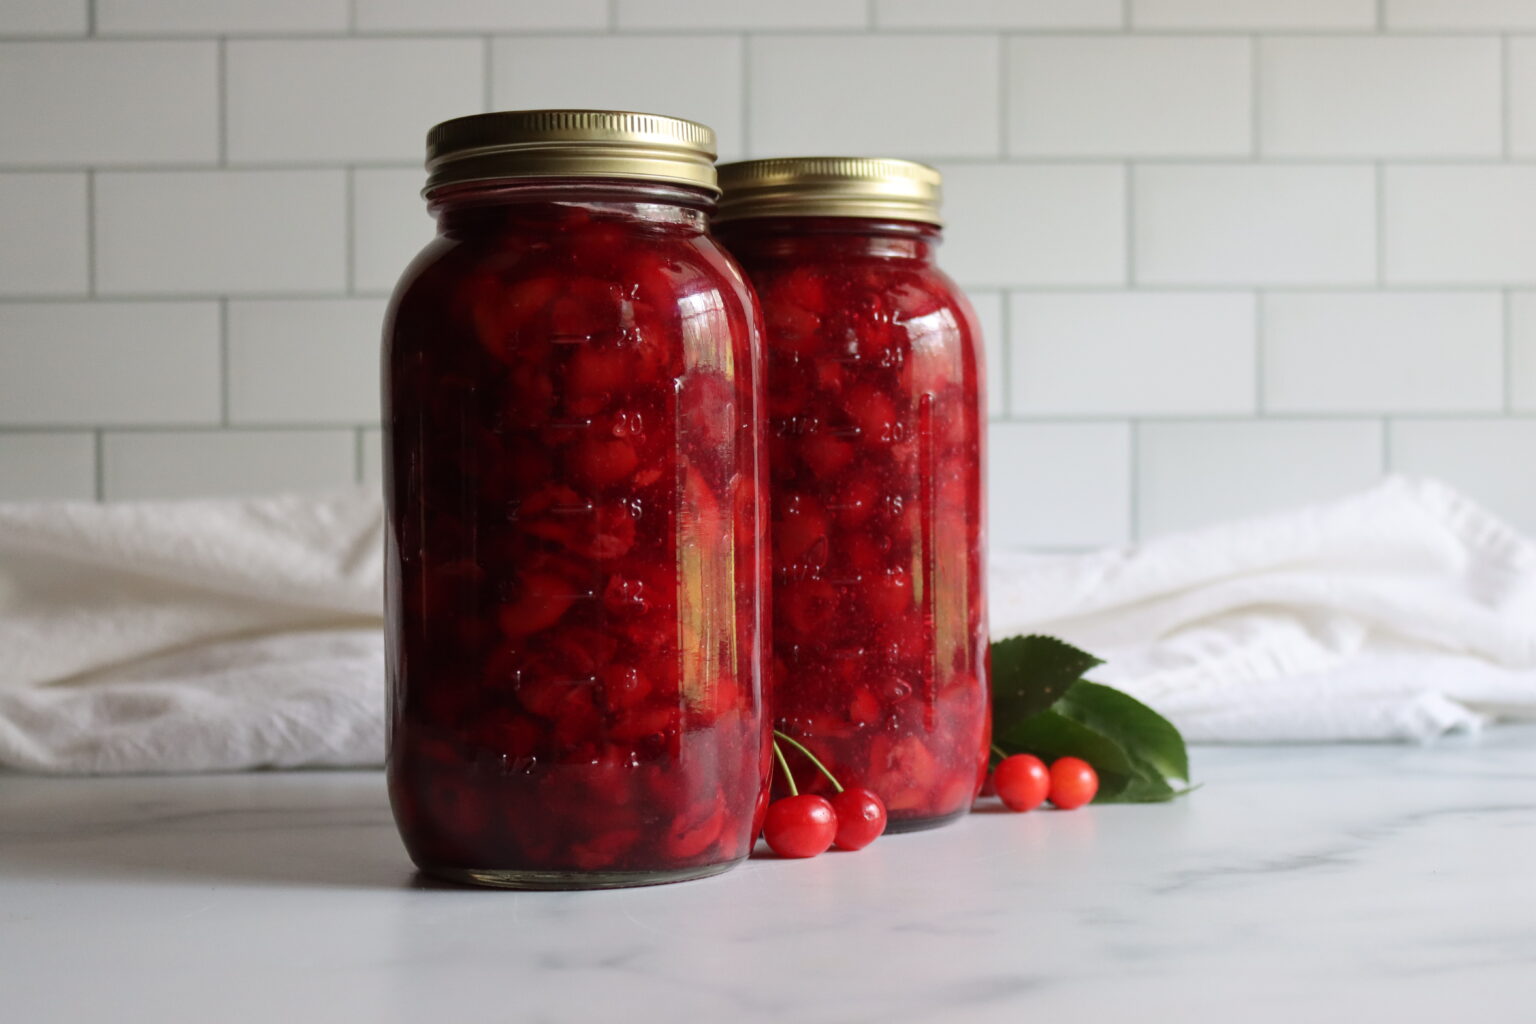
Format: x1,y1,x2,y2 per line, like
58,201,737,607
2,728,1534,1023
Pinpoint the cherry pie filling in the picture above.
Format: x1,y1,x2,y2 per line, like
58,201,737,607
385,185,769,878
719,219,989,830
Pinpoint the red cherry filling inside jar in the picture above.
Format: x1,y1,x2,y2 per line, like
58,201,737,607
716,158,989,832
384,111,769,888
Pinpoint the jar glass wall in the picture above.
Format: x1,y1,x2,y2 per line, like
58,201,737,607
384,113,770,889
717,195,988,832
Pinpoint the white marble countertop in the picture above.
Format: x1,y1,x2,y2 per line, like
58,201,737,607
4,727,1534,1023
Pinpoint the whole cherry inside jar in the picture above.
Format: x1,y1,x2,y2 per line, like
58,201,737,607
384,110,770,888
714,158,988,832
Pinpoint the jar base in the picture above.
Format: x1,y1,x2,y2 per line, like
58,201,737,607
420,859,741,891
884,806,970,835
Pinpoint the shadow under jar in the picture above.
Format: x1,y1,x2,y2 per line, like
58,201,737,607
384,110,771,889
715,158,989,832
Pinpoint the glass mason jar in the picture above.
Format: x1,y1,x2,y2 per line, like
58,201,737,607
715,158,988,832
384,110,770,888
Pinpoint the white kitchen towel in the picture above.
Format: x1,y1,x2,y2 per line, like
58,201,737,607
0,491,385,773
0,476,1532,773
990,476,1536,742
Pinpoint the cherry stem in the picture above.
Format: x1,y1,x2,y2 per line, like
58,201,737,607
772,740,798,797
991,743,1009,761
772,730,844,794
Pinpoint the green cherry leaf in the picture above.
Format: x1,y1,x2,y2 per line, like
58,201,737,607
991,635,1104,726
1054,680,1190,784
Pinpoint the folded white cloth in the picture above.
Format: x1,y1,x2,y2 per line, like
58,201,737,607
0,477,1532,773
0,492,385,772
991,476,1536,742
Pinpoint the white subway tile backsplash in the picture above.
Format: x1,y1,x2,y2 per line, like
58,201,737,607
96,0,349,35
0,174,87,296
1259,38,1500,157
1389,419,1536,533
0,433,95,501
1011,292,1254,416
1135,165,1376,285
1383,166,1536,285
0,303,219,426
1510,293,1536,413
494,36,744,160
95,171,346,295
1505,40,1536,157
228,300,385,425
1133,0,1376,29
353,168,435,295
1138,420,1384,536
749,36,999,159
988,422,1132,548
619,0,866,29
1263,292,1503,414
1,12,1535,523
875,0,1122,29
0,42,216,167
227,40,483,164
102,430,357,500
966,291,1005,419
1007,37,1250,158
356,0,608,32
936,163,1125,288
0,0,87,36
1386,1,1536,30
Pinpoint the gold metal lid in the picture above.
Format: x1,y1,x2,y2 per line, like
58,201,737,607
424,109,719,196
714,157,943,226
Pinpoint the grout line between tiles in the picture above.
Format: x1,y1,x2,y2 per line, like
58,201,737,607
20,28,1536,41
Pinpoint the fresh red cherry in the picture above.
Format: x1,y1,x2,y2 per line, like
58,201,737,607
763,795,838,858
1048,757,1099,810
993,753,1050,812
829,787,887,850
